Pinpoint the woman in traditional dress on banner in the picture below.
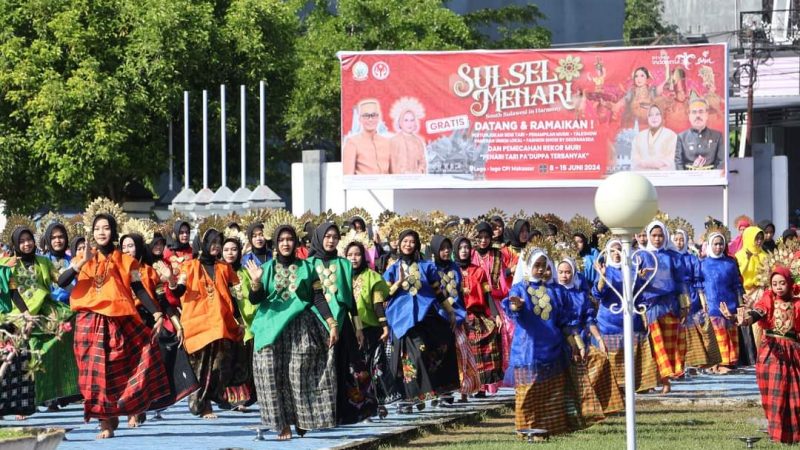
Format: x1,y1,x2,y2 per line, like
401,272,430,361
247,223,338,441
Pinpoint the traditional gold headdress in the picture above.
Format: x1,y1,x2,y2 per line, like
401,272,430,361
197,215,227,242
666,216,695,241
757,243,800,288
567,214,594,239
120,218,157,243
701,221,731,246
338,230,373,256
1,214,36,247
262,209,306,241
443,222,477,245
83,197,128,241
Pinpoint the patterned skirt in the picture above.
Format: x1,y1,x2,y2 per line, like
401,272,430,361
595,332,658,393
252,309,336,431
512,360,585,435
575,347,624,415
362,326,399,405
74,311,170,421
494,298,514,376
710,316,739,366
454,326,481,395
335,318,377,424
756,334,800,444
0,340,36,417
648,313,685,380
466,312,504,386
390,312,460,401
146,324,200,411
682,311,722,368
29,301,80,404
187,338,252,415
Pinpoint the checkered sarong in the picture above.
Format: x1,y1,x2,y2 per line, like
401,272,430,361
0,345,36,416
466,312,503,386
598,333,658,393
682,312,722,368
74,311,170,421
253,310,336,431
513,362,583,435
648,313,685,380
756,335,800,444
580,347,624,414
710,317,739,366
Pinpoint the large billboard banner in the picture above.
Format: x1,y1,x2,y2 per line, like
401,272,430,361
339,45,728,189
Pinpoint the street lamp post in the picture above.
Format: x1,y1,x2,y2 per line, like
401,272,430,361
594,172,659,450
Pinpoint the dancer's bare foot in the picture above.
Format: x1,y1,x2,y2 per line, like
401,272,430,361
661,381,671,394
14,415,26,421
97,418,117,439
277,426,292,441
127,414,143,428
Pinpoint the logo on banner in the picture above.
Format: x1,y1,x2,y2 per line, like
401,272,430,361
353,61,369,81
372,61,390,80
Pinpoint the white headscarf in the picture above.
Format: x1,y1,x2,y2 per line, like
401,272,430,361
672,229,688,254
513,250,548,284
645,220,670,251
706,232,726,259
605,239,623,269
557,257,578,289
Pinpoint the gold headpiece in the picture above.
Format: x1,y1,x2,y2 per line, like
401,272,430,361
262,209,305,241
83,197,128,238
338,230,373,256
652,210,670,224
197,215,227,242
37,212,67,239
555,242,584,272
567,214,594,239
377,210,398,229
757,243,800,288
666,216,695,241
65,215,85,244
241,208,275,232
120,218,157,243
383,216,431,245
524,235,559,260
701,221,731,246
1,215,36,247
444,222,477,245
342,207,373,227
477,207,507,225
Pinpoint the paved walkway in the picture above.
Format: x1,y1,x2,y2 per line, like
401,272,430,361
0,369,760,449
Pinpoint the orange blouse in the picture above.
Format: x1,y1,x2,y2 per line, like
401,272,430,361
70,250,140,317
179,260,241,354
135,264,163,310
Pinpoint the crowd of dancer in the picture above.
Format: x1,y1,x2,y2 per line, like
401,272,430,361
0,200,797,444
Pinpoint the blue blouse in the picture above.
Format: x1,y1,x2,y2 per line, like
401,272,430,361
640,247,686,324
433,260,467,325
700,256,743,323
45,253,72,304
562,284,596,344
384,259,442,340
591,266,647,334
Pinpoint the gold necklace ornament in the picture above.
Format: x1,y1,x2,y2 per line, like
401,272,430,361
401,262,422,296
276,263,299,301
527,283,552,320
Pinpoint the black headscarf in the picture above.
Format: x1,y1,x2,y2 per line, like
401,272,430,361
120,233,150,265
70,236,86,257
41,222,69,258
397,229,420,263
345,241,367,276
11,227,36,263
573,232,591,257
309,221,340,261
475,221,493,255
171,220,191,251
195,229,222,266
489,215,504,244
453,236,473,269
430,235,452,267
508,219,529,249
759,220,777,252
247,222,267,258
782,229,797,241
223,236,243,271
149,233,167,256
350,217,366,232
274,225,298,265
92,214,118,255
544,223,558,237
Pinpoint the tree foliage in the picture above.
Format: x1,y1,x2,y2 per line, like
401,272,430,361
623,0,678,45
0,0,550,214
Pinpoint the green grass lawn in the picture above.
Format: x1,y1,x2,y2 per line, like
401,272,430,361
0,428,34,440
381,403,783,450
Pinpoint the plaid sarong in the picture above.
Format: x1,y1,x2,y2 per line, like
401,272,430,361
466,312,504,386
682,312,722,368
253,310,336,431
454,327,481,395
580,347,624,414
756,335,800,444
598,333,658,393
0,344,36,416
513,362,583,435
74,311,170,421
648,313,685,380
710,317,739,366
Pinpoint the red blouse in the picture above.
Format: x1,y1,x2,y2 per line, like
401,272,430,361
461,264,493,317
754,290,800,335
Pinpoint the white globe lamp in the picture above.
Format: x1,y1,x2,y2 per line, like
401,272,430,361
594,172,659,236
